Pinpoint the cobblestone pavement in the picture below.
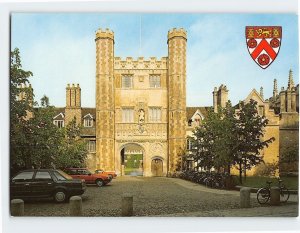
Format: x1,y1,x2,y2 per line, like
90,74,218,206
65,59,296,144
22,176,298,217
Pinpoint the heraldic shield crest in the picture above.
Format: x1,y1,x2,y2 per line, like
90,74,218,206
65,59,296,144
246,26,282,69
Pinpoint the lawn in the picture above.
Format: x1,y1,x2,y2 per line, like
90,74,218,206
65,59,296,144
239,176,298,190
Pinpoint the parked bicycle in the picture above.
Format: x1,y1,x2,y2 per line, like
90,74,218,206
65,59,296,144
179,170,231,189
257,178,290,204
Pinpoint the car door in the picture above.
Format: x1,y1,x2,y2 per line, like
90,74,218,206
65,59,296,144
70,169,82,180
30,171,55,197
77,169,92,183
11,171,35,198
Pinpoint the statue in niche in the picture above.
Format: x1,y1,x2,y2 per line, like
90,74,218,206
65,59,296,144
138,109,145,123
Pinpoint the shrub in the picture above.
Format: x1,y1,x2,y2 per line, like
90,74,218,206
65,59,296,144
254,162,278,177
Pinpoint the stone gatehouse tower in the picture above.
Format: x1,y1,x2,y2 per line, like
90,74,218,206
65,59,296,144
95,28,187,176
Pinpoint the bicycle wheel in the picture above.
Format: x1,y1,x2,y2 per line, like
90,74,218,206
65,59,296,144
280,187,290,203
257,188,270,204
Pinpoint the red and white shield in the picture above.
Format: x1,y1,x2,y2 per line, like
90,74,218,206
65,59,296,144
246,26,282,69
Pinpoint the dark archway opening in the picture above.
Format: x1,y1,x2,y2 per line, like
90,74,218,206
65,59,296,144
121,144,143,176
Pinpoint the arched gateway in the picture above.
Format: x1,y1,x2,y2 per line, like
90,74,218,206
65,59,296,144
120,143,144,176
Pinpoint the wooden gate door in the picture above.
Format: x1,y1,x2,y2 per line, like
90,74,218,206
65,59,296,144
151,159,163,176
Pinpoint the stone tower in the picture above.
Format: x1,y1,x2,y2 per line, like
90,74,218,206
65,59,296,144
167,28,187,173
65,83,82,125
213,84,229,112
18,83,34,119
260,87,264,100
279,69,297,113
273,79,278,99
278,69,299,175
95,28,115,170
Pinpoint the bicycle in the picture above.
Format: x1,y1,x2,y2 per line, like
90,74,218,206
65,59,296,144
256,178,290,204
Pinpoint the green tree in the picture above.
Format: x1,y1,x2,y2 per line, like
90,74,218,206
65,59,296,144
191,99,274,183
10,48,88,174
55,118,88,169
10,48,34,172
191,102,237,173
233,99,274,183
191,107,222,171
27,96,64,168
212,102,237,173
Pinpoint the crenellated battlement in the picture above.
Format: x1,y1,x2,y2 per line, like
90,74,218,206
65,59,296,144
95,28,114,41
66,83,81,108
114,57,168,69
167,28,187,41
66,83,81,89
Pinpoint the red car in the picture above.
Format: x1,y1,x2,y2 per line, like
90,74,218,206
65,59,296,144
95,169,117,179
64,168,111,187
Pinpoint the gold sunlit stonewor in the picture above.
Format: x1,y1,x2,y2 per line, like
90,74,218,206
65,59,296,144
48,28,299,177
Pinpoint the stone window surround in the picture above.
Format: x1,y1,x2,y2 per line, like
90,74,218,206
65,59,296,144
149,75,161,88
122,107,134,123
53,120,64,128
83,113,94,127
149,107,162,122
186,139,192,150
87,140,96,152
121,75,133,89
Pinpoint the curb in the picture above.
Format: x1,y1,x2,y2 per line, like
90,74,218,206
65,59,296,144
235,186,298,194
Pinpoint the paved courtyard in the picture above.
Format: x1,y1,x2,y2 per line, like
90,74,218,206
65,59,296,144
23,176,298,217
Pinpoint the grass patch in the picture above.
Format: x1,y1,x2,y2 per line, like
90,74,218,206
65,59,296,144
239,176,298,190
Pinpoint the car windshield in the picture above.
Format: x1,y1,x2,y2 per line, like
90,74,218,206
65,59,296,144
55,170,73,180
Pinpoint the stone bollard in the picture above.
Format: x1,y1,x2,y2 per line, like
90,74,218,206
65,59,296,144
11,199,24,216
270,187,280,206
121,193,133,216
121,165,125,176
69,196,83,216
240,187,251,208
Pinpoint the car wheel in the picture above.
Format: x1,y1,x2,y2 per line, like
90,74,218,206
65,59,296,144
95,179,104,187
54,190,67,203
108,175,113,180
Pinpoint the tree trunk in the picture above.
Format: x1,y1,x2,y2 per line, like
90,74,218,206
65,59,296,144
239,162,242,184
227,164,231,175
243,161,247,181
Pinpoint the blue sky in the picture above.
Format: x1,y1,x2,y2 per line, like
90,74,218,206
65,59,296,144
11,13,298,107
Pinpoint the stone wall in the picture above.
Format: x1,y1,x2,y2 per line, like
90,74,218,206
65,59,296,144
279,112,299,174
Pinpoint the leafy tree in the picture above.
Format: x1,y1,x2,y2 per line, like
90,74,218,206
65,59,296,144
191,99,274,183
212,102,237,173
55,118,88,169
27,96,64,169
10,48,88,174
10,48,34,172
191,102,237,173
233,100,274,183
